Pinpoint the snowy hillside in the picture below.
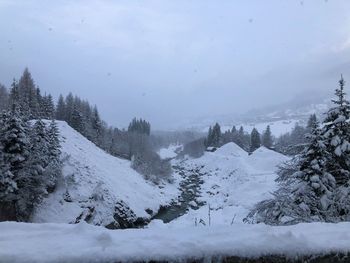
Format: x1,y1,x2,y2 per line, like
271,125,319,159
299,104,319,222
164,143,289,226
32,121,178,228
31,125,287,228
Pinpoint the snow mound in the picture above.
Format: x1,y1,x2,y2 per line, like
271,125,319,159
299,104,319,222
2,221,350,262
247,146,287,173
33,121,178,227
169,143,289,226
215,142,247,157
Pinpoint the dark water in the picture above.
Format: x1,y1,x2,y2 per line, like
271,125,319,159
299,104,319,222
153,164,206,223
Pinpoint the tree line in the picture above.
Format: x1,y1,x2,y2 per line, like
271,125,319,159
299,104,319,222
274,114,317,155
0,110,61,221
205,123,274,153
0,69,63,221
204,113,318,156
0,68,172,184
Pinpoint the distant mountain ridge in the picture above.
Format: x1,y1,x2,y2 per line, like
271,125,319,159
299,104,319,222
175,93,332,136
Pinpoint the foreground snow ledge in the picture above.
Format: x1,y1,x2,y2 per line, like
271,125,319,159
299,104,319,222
1,222,350,263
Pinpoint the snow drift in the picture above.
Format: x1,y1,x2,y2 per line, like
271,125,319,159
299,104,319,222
2,221,350,263
168,143,289,226
32,121,178,228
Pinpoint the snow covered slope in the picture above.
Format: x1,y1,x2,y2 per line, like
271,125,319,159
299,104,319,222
167,143,288,226
32,121,178,228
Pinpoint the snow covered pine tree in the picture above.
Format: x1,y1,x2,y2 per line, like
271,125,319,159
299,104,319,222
246,76,350,225
0,107,30,220
250,128,261,153
322,76,350,185
262,125,273,149
324,76,350,219
0,107,62,221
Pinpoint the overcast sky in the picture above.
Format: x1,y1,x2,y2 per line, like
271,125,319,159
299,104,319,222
0,0,350,129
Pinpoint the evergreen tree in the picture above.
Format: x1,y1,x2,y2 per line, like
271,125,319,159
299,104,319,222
44,120,62,190
18,68,39,118
250,128,261,152
307,114,317,131
0,84,9,111
211,123,222,147
247,77,350,225
205,126,213,147
0,107,62,221
0,145,16,199
0,111,17,201
1,107,30,178
36,88,44,118
41,94,55,119
47,120,61,161
30,119,50,167
64,93,74,124
128,118,151,136
322,76,350,185
91,106,103,144
275,123,308,155
71,105,85,133
55,94,66,120
235,126,249,150
16,119,49,220
206,123,221,148
9,79,20,108
262,125,273,149
291,124,307,145
222,129,234,145
247,122,337,225
0,107,30,220
231,126,237,134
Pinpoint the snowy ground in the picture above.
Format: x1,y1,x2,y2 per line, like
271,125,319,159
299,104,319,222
33,122,286,228
33,121,179,227
5,126,350,262
165,143,288,227
2,221,350,263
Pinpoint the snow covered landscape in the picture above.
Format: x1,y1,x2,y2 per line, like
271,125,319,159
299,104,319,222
2,1,350,262
3,221,350,263
2,118,350,262
23,120,290,229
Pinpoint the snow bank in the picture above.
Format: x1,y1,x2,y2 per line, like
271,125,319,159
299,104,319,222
2,221,350,262
169,143,288,226
215,142,247,157
247,146,287,173
33,121,178,227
